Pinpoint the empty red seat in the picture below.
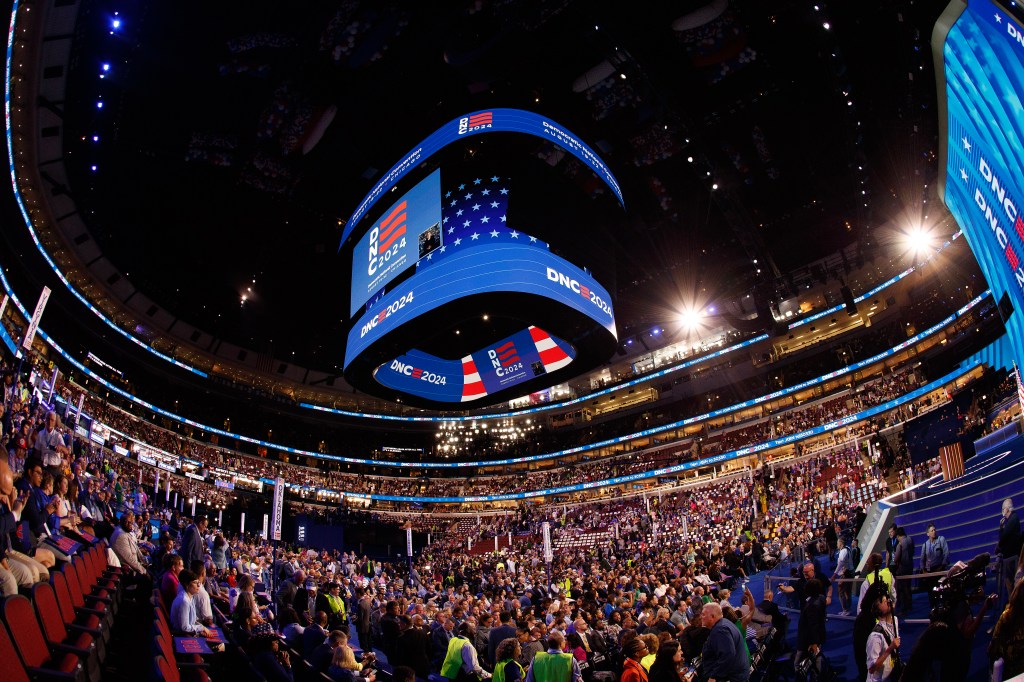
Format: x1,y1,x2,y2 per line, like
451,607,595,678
33,582,103,672
0,595,85,682
61,564,113,629
50,570,108,643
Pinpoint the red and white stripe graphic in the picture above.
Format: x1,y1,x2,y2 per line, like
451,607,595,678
461,355,486,402
529,326,572,372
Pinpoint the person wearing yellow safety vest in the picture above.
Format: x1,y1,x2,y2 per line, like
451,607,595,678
316,582,348,630
857,553,896,615
493,638,525,682
441,622,491,682
525,632,582,682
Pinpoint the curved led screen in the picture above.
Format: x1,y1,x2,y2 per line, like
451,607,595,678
936,0,1024,367
339,108,624,248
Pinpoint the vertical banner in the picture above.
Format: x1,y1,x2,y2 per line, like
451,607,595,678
75,393,85,425
270,477,285,541
22,286,50,350
191,497,196,516
218,509,223,527
1015,364,1024,418
240,511,246,535
262,514,269,539
542,521,553,563
405,527,413,556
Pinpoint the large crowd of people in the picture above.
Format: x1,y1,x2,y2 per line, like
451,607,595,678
1,330,1021,682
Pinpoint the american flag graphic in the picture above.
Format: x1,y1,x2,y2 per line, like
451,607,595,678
416,174,547,273
378,200,407,252
468,112,492,127
1015,363,1024,419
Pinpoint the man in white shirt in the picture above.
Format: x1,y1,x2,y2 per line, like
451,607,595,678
36,411,70,472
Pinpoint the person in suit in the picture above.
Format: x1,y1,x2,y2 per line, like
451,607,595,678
303,611,330,658
433,614,456,670
488,611,518,666
392,615,431,679
380,600,402,660
356,588,374,651
180,516,208,570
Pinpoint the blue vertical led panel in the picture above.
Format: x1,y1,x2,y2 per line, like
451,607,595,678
935,0,1024,368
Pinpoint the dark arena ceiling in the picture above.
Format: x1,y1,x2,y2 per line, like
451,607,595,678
2,0,962,408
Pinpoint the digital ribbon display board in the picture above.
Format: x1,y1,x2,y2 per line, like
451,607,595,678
374,326,576,404
935,0,1024,368
339,109,624,249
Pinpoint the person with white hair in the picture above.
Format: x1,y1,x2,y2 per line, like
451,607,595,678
998,498,1021,604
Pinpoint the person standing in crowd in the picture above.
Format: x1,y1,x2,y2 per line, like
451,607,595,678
525,631,581,682
920,523,949,607
181,515,208,570
858,553,895,614
865,594,901,682
833,537,854,616
356,587,374,651
892,527,914,616
795,579,827,678
854,582,891,682
998,498,1021,604
689,603,749,682
35,410,70,475
441,622,490,682
493,638,525,682
884,526,899,571
393,615,431,680
489,610,518,666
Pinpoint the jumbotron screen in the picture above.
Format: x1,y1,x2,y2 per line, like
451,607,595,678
350,170,443,317
936,0,1024,366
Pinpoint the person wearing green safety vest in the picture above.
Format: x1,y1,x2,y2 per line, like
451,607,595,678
857,553,896,615
316,582,348,630
442,622,491,682
493,638,525,682
525,632,582,682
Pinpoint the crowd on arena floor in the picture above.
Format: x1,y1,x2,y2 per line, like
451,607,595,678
2,348,1023,682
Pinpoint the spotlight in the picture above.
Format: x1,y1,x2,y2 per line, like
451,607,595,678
102,63,110,72
112,19,121,29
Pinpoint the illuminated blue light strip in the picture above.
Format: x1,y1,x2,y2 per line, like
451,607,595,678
788,232,962,330
345,362,983,502
4,4,207,378
16,270,989,471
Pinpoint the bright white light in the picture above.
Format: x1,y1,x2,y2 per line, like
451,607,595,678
102,63,110,72
823,21,830,29
96,101,103,108
678,308,704,330
903,226,934,254
112,19,121,29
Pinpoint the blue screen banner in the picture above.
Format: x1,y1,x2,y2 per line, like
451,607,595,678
936,0,1024,368
344,240,616,369
350,170,443,316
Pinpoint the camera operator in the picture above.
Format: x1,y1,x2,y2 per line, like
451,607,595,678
902,554,998,680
